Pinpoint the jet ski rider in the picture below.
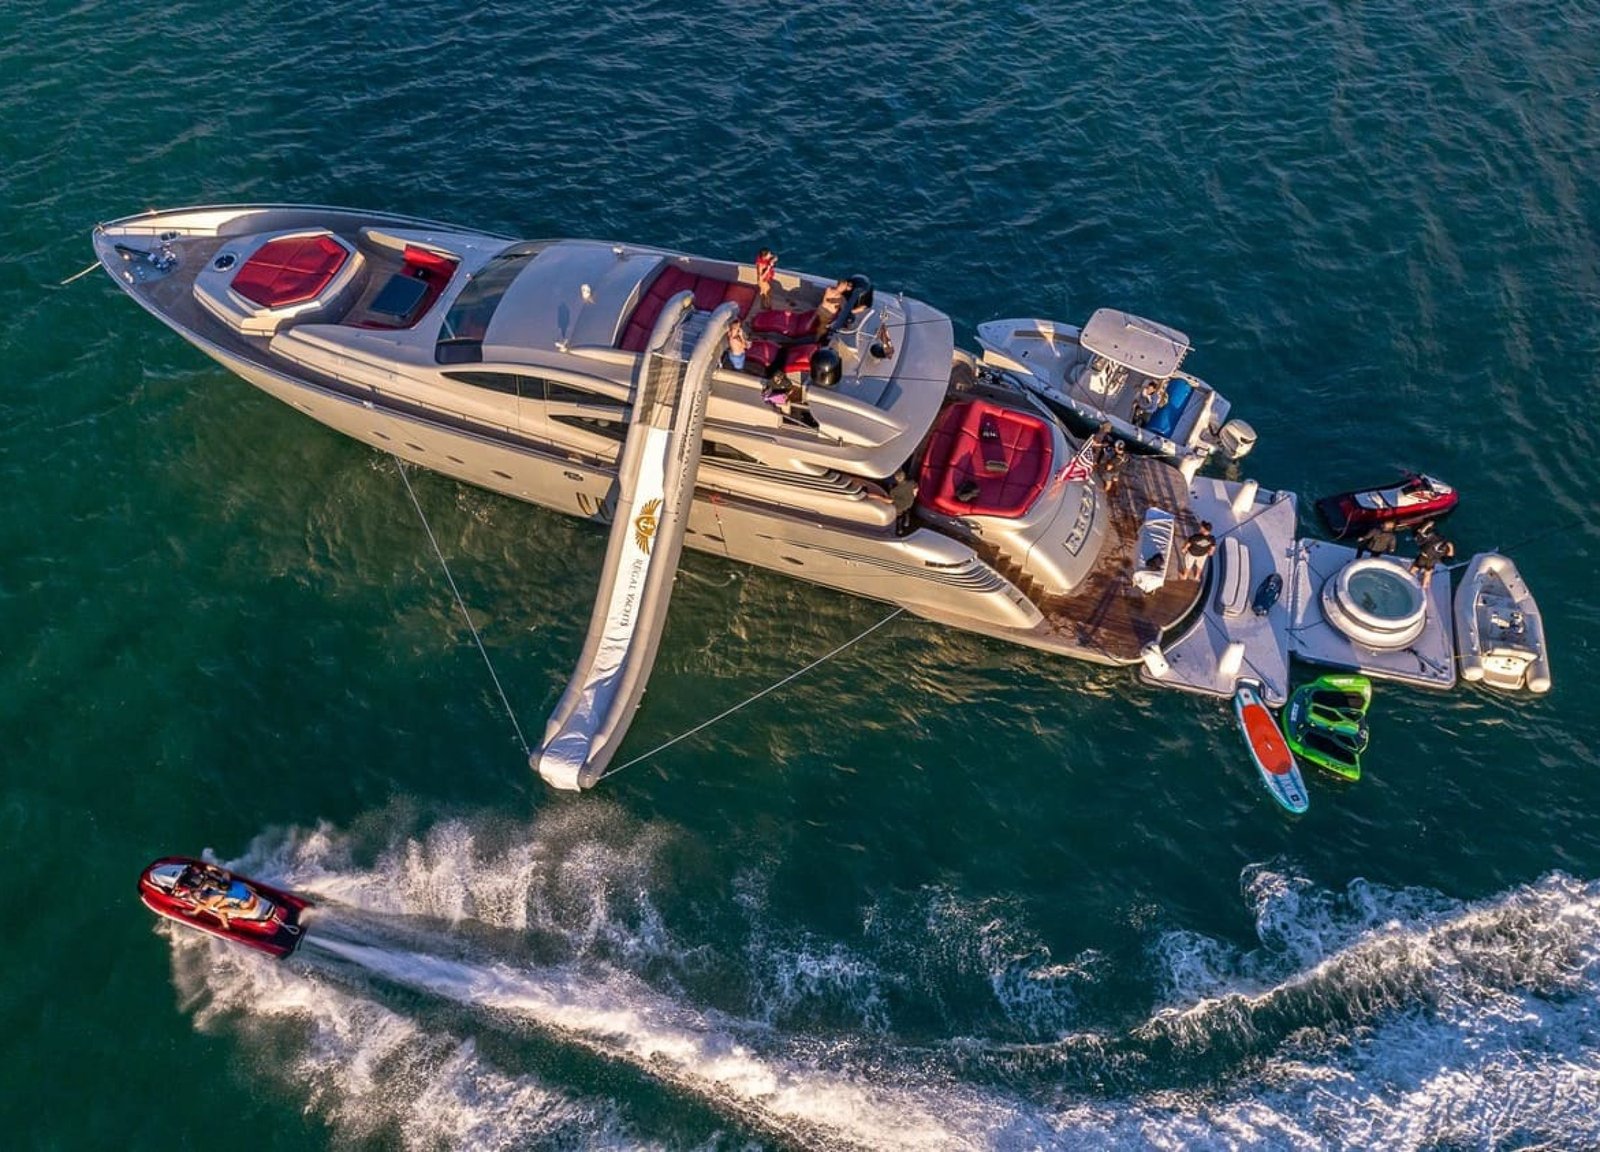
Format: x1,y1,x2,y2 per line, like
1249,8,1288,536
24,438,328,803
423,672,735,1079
179,864,262,929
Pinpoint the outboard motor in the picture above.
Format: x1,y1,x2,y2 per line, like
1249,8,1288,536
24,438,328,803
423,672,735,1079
1217,418,1257,460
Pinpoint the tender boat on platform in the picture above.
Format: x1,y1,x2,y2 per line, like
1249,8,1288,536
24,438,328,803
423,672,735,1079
976,310,1256,462
138,857,309,958
1453,552,1551,694
1315,472,1458,539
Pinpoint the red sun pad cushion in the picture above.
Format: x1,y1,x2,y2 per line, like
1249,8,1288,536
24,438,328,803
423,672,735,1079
231,234,350,308
745,340,819,377
917,400,1054,519
750,309,817,338
620,265,763,352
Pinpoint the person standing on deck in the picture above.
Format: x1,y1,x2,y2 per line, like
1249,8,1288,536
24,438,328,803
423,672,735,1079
754,248,777,312
1098,439,1127,496
1409,535,1454,590
886,469,918,537
1355,519,1398,559
1181,521,1215,579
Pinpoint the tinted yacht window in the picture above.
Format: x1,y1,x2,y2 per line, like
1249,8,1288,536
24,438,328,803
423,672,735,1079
442,371,521,396
542,379,618,406
434,242,540,363
551,415,626,442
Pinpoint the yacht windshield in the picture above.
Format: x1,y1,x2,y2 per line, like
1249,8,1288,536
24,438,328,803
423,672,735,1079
435,242,540,363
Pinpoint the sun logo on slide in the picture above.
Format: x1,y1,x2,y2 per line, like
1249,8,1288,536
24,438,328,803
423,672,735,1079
634,499,662,553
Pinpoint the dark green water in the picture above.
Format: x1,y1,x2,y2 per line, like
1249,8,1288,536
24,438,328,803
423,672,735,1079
6,2,1600,1148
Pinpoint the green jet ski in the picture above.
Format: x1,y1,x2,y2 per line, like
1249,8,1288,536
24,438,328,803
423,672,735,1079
1282,673,1371,781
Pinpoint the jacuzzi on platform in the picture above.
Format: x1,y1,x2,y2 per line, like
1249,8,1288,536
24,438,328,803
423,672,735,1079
1287,541,1457,689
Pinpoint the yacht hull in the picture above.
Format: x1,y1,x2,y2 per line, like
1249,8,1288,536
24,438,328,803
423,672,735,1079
94,204,1210,672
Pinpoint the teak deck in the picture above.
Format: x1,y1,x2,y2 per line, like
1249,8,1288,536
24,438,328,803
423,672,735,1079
1040,456,1205,662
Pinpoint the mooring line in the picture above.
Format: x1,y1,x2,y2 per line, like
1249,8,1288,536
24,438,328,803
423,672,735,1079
599,606,906,781
394,457,531,757
57,260,101,286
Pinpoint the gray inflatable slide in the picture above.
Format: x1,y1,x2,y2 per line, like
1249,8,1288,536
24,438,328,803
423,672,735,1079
534,294,733,790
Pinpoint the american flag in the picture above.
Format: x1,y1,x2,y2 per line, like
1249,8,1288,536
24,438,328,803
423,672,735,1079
1058,435,1098,484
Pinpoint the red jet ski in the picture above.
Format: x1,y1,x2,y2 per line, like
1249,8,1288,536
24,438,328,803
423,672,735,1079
1315,472,1458,539
138,857,310,959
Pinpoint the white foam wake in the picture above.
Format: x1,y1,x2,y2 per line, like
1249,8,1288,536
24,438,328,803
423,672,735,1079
163,812,1600,1151
167,926,641,1151
191,808,1056,1150
304,935,1027,1151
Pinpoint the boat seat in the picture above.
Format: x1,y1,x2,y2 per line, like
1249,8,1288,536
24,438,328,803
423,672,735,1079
917,400,1053,519
1132,508,1175,593
619,264,758,352
745,338,781,373
1215,534,1251,617
782,342,818,375
358,244,459,329
750,308,817,338
746,340,819,379
1076,358,1127,397
1145,378,1193,439
192,228,366,337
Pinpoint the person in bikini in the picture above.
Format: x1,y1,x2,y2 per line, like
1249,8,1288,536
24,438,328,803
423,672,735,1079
754,248,777,312
186,867,263,929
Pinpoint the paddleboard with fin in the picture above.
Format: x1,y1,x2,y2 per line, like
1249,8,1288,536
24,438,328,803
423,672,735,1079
1234,681,1309,813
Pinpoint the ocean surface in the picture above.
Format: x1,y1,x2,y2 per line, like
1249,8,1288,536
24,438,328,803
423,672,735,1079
5,1,1600,1148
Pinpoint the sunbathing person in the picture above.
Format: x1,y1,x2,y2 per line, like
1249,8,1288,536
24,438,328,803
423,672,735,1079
814,278,852,332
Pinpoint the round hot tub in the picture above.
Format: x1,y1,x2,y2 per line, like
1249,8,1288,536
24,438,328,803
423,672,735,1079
1320,558,1427,650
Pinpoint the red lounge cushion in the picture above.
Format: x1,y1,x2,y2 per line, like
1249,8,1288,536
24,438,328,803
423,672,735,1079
232,234,349,308
402,245,457,279
723,283,758,314
692,275,727,312
652,265,695,301
781,342,817,374
621,318,654,353
620,265,767,352
750,309,817,338
745,341,816,376
746,339,782,371
917,401,1054,519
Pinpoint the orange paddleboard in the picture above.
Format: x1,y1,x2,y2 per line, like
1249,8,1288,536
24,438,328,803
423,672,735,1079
1233,683,1309,813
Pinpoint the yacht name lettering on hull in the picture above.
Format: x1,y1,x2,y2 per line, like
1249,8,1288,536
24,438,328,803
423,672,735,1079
576,491,616,523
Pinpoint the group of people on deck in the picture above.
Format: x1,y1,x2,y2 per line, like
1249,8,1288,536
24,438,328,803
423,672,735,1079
718,251,1466,585
722,246,918,530
1356,517,1455,589
1084,422,1129,496
721,248,875,431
